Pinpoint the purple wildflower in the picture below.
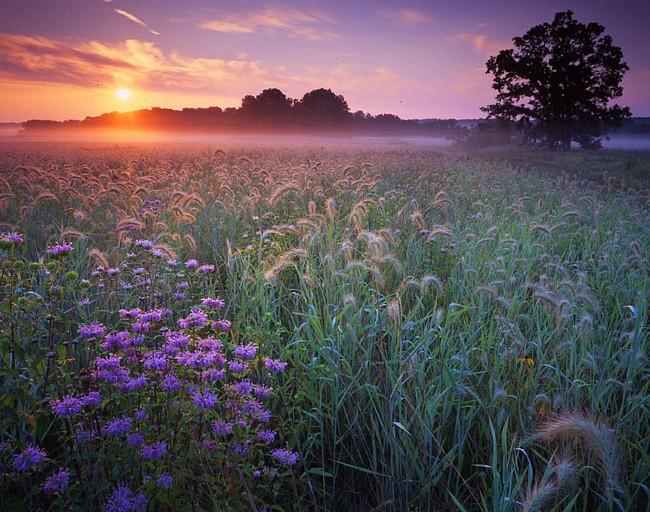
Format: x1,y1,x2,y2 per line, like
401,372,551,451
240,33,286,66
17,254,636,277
107,267,120,276
142,441,167,460
119,308,142,319
144,352,168,372
271,448,299,466
140,308,171,322
13,445,47,472
192,390,217,410
257,430,276,444
130,321,149,333
132,493,147,512
0,232,24,246
185,259,198,269
201,297,225,309
178,309,208,329
42,468,70,494
105,485,147,512
253,385,273,399
79,321,105,339
106,417,132,438
231,380,253,396
211,320,231,331
203,439,218,451
164,330,190,349
102,331,130,351
230,441,251,457
234,343,257,360
212,420,233,437
202,368,226,382
135,239,153,249
51,396,82,417
47,242,74,257
156,473,173,489
228,360,247,373
123,375,147,392
76,428,94,445
196,336,223,351
80,391,101,407
0,231,25,245
198,264,215,273
265,358,287,373
162,374,181,392
134,409,147,421
126,432,144,448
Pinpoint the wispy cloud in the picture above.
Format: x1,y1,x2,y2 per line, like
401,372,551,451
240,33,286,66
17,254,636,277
200,7,338,41
0,33,276,92
114,9,161,36
378,8,430,26
452,32,510,56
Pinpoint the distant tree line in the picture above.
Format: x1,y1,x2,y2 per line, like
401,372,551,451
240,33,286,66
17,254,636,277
22,88,462,136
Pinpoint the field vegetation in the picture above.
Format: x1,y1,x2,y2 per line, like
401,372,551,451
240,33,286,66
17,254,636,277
0,143,648,511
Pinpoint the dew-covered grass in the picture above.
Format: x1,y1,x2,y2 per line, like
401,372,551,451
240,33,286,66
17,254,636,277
0,143,648,511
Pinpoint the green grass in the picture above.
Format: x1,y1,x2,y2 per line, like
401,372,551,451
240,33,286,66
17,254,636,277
1,144,648,511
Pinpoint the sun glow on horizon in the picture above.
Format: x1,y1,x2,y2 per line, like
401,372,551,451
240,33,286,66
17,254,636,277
116,88,131,101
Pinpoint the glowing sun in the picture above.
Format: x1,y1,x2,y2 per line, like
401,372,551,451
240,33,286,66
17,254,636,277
116,88,131,100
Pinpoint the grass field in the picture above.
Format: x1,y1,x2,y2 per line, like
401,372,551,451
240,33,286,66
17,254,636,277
0,143,648,511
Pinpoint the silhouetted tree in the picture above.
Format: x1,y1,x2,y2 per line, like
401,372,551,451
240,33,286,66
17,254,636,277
483,10,630,150
240,89,293,126
297,88,350,126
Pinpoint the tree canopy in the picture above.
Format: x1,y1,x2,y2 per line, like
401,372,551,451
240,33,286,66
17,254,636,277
482,10,630,150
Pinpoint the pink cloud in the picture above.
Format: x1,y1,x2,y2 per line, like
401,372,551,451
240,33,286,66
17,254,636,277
378,8,431,26
200,7,338,41
452,32,510,56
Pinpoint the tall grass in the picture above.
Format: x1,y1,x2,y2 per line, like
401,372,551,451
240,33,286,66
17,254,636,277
1,143,648,510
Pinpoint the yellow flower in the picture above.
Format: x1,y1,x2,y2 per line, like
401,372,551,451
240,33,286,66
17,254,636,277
516,357,535,368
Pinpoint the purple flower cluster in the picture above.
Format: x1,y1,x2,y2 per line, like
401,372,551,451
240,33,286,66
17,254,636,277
141,441,166,460
201,297,224,309
0,231,24,246
234,343,257,360
79,321,105,339
192,389,217,409
42,468,70,494
156,473,173,489
135,239,153,249
106,485,148,512
13,445,47,472
211,320,231,331
94,356,130,384
47,241,74,257
106,417,133,438
178,308,208,329
51,396,83,417
271,448,299,466
265,358,287,373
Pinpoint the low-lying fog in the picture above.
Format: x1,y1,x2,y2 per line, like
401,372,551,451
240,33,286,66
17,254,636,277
1,128,650,150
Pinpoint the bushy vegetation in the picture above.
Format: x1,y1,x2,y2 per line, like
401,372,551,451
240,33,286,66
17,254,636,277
0,144,648,511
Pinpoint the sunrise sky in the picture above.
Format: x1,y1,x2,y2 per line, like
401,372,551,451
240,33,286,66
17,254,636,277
1,0,648,122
